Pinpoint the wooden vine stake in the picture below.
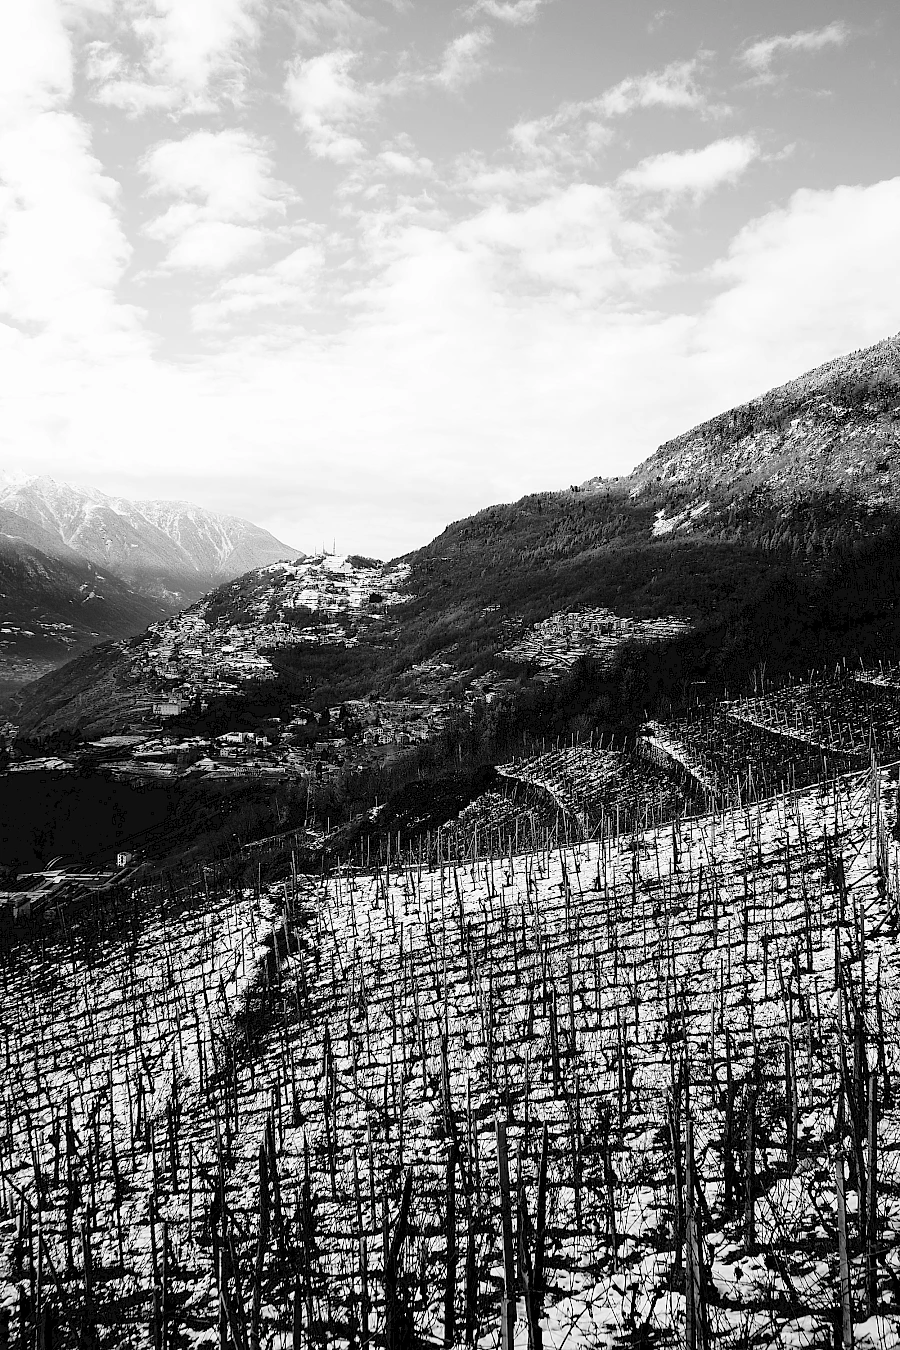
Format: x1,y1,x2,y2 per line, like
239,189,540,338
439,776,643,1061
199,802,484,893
496,1119,517,1350
443,1144,457,1349
384,1167,414,1350
744,1089,757,1253
533,1122,549,1314
835,1151,854,1347
866,1070,878,1318
684,1116,705,1350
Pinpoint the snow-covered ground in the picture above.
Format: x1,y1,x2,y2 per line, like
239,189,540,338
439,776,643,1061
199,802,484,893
2,766,900,1346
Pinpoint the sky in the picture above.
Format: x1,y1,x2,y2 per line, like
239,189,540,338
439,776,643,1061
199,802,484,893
1,0,898,558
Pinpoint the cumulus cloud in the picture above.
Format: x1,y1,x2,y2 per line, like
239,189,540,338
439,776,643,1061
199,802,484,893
598,56,715,116
620,137,759,201
454,154,559,202
740,22,849,77
334,134,436,203
0,1,140,353
290,0,378,50
434,29,493,90
141,130,290,270
285,49,377,162
465,0,548,25
449,183,670,302
509,58,715,172
377,148,434,177
0,113,138,342
0,3,73,123
192,244,324,330
85,41,184,114
87,0,262,113
701,177,900,370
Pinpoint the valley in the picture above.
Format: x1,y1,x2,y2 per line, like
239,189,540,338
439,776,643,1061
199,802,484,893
4,334,900,1346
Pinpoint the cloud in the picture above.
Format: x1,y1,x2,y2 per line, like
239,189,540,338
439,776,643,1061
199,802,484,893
0,3,73,123
7,174,900,560
141,130,290,270
701,177,900,369
191,244,324,329
376,148,434,177
290,0,378,50
454,154,559,202
0,1,140,353
285,49,377,162
620,137,759,201
509,58,715,172
87,0,262,113
434,29,493,90
647,9,673,34
510,106,609,169
740,22,849,77
334,134,436,203
142,130,287,220
598,56,714,117
447,183,669,302
0,112,139,344
85,41,184,115
348,172,673,335
465,0,547,25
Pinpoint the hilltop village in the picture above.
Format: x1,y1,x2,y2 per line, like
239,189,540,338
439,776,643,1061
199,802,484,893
138,552,412,701
499,607,691,674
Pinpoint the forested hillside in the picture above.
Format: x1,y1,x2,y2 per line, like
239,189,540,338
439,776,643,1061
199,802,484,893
12,333,900,853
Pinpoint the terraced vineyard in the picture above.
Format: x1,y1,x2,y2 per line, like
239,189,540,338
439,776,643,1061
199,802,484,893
2,761,900,1347
728,676,900,763
643,711,861,808
496,744,702,839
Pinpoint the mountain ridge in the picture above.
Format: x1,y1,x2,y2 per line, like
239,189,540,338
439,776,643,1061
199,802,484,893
0,476,302,604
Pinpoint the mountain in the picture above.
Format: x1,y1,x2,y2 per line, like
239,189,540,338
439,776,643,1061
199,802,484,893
0,536,168,698
14,331,900,741
0,475,302,605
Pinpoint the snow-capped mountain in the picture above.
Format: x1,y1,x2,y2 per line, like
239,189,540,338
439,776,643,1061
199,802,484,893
0,476,301,603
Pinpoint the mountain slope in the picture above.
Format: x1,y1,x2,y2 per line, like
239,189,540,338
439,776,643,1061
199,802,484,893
0,476,301,604
0,505,89,564
16,331,900,740
623,331,900,502
0,537,168,696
